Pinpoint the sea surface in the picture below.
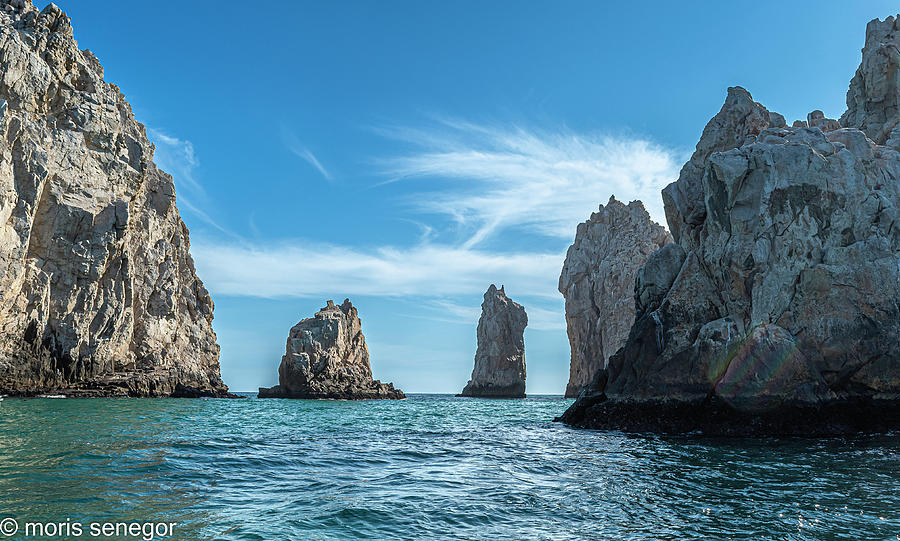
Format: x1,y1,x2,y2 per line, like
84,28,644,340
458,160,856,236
0,394,897,540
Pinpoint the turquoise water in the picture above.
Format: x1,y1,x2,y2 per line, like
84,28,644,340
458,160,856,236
0,394,897,540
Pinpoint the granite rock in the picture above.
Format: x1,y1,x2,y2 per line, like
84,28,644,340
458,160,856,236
807,110,841,133
0,1,228,397
459,285,527,398
662,86,781,252
258,299,404,400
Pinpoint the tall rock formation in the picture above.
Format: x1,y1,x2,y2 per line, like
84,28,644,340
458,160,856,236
559,16,900,434
559,197,671,398
258,299,404,400
0,1,228,396
459,285,527,398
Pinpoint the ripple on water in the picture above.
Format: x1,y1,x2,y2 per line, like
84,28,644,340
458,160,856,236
0,395,898,540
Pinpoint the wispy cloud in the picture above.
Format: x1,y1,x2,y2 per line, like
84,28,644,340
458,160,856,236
283,129,333,180
154,118,681,328
296,146,332,180
177,197,237,238
376,117,681,247
191,239,563,300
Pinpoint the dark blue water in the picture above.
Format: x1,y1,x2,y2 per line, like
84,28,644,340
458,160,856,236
0,394,897,540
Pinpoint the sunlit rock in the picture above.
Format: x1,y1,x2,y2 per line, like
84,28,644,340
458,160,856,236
560,16,900,434
0,1,228,397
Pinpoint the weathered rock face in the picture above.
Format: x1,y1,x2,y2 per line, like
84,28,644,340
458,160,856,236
258,299,404,400
559,197,671,398
0,1,228,397
459,285,527,398
560,16,900,434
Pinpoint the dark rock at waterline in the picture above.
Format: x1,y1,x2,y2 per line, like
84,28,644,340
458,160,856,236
455,382,525,398
171,384,243,399
258,383,402,400
1,379,238,399
258,299,404,400
555,393,900,436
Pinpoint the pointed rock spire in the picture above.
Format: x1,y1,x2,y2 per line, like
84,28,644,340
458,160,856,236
459,285,527,398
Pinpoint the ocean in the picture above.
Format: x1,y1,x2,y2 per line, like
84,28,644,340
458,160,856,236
0,394,897,540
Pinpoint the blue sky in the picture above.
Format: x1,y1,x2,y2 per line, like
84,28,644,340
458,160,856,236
60,1,897,393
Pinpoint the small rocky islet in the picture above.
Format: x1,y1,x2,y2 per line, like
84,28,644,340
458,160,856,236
258,299,403,400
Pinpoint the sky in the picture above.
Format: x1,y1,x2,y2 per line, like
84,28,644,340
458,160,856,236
58,1,898,393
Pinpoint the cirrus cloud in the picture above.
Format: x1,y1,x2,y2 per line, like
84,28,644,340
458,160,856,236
375,117,681,247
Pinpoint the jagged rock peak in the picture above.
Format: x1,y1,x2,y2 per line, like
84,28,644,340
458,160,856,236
258,299,404,400
0,1,56,29
840,15,900,144
662,86,785,251
559,196,671,398
0,0,228,396
459,284,528,398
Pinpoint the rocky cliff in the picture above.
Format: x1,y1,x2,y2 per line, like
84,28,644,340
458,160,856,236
0,1,228,397
459,285,527,398
559,197,671,398
559,16,900,434
258,299,404,400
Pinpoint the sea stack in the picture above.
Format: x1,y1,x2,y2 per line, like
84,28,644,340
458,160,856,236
0,2,228,397
459,285,527,398
559,15,900,434
258,299,404,399
559,197,671,398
